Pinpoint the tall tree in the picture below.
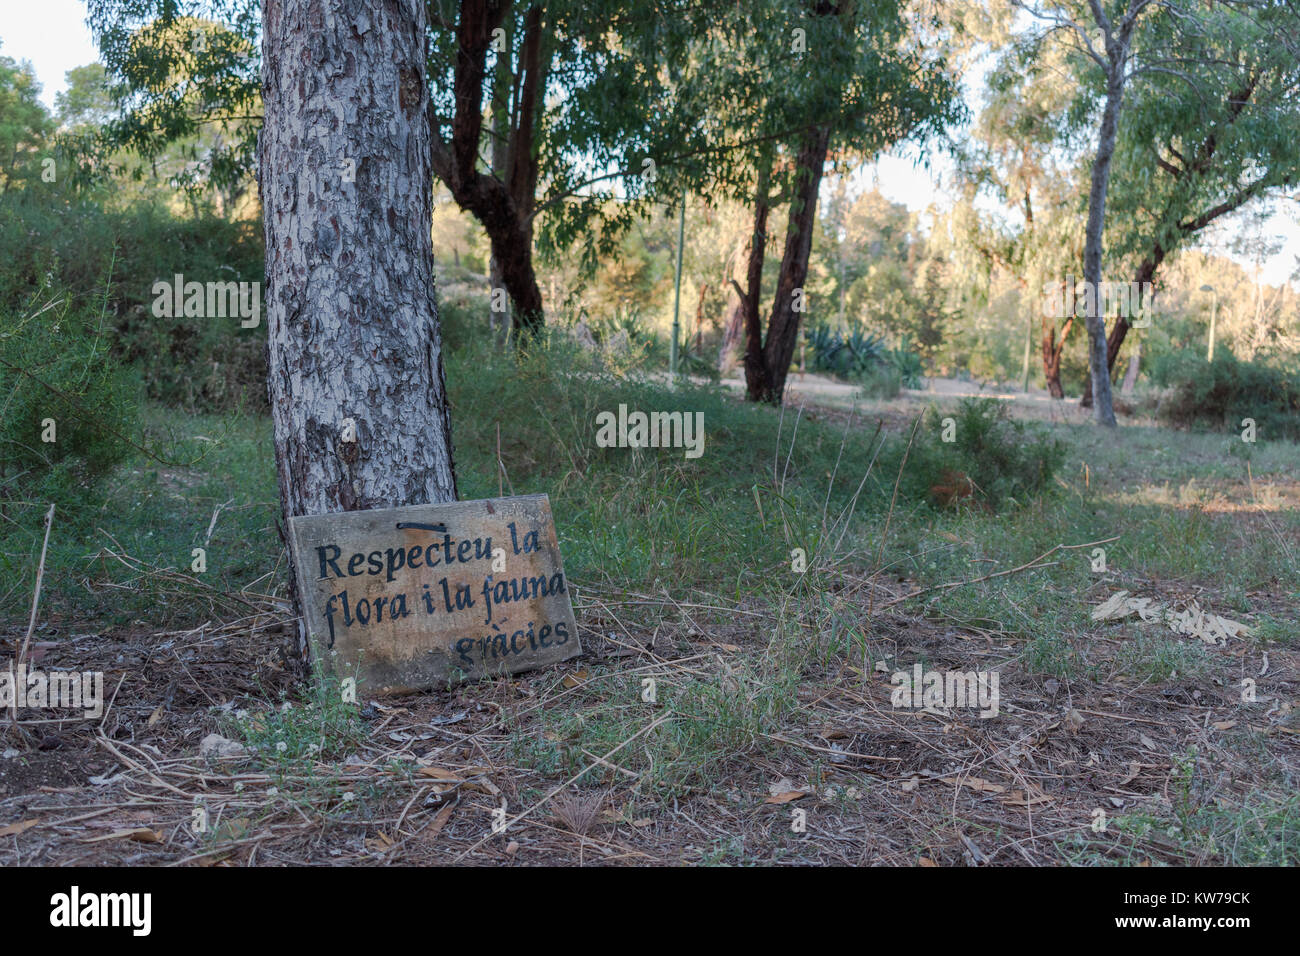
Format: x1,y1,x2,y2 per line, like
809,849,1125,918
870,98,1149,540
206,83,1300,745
0,47,54,192
1081,0,1300,402
691,0,962,403
261,0,458,664
1013,0,1160,426
89,1,719,334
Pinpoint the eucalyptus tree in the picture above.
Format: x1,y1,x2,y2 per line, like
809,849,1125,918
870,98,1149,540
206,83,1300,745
669,0,963,403
1083,1,1300,402
87,0,720,334
951,39,1087,398
1008,0,1300,421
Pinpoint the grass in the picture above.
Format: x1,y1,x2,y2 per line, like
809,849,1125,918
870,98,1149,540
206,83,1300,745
4,325,1299,865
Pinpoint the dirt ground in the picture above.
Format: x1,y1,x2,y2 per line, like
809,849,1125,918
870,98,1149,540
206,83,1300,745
2,573,1295,866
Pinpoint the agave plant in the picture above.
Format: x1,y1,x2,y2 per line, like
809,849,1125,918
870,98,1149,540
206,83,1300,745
803,324,886,378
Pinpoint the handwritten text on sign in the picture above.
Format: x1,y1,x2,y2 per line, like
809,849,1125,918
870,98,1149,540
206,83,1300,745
288,495,580,693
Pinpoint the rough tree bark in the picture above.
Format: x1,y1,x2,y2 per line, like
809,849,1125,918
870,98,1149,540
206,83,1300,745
261,0,458,666
1041,301,1074,400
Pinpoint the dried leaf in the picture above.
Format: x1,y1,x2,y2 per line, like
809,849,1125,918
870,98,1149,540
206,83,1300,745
424,802,456,841
417,767,464,781
1064,709,1086,734
562,670,590,689
764,790,808,805
0,819,40,837
1092,591,1136,621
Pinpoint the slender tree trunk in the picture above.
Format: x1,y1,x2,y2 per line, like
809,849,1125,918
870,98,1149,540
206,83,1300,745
742,159,774,401
1082,249,1163,406
261,0,458,667
718,236,748,373
1041,309,1073,400
1120,334,1141,394
760,125,831,403
1080,73,1124,426
487,11,513,346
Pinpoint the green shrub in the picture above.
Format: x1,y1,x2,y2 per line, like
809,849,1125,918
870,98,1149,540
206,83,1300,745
899,397,1066,511
0,292,138,486
1154,350,1300,440
804,324,886,378
856,363,902,399
0,193,265,412
0,288,140,606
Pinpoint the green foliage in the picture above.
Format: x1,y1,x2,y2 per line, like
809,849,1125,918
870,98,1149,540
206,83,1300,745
0,289,138,493
886,343,925,389
0,285,139,611
1155,350,1300,440
0,192,265,411
901,398,1066,512
856,363,902,399
0,47,55,191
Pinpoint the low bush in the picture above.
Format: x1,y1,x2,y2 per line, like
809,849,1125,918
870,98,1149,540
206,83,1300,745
897,397,1066,511
1153,350,1300,440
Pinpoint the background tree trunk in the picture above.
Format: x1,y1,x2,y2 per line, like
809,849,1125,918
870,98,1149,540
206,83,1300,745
432,0,546,335
1120,334,1141,394
761,125,831,403
742,159,774,401
1041,312,1073,399
1081,74,1123,426
261,0,458,667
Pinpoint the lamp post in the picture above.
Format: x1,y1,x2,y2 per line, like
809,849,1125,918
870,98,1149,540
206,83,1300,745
1199,283,1217,361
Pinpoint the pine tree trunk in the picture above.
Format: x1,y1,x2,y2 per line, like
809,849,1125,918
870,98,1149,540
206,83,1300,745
261,0,458,668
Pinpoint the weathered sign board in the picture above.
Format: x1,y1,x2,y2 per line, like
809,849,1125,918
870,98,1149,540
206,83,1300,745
287,494,580,694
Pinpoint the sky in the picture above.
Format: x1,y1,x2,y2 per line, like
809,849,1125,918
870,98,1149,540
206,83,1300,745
2,0,1296,288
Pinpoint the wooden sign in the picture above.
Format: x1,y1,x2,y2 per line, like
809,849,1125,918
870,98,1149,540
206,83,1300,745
287,495,580,694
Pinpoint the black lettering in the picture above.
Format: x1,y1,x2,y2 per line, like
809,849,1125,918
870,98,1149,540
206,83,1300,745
455,638,475,666
385,547,405,582
317,544,342,579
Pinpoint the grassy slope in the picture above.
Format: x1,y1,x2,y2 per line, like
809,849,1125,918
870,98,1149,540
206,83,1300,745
3,337,1298,864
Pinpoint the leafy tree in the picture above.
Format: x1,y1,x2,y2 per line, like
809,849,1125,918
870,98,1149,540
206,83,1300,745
669,0,963,403
0,47,54,192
